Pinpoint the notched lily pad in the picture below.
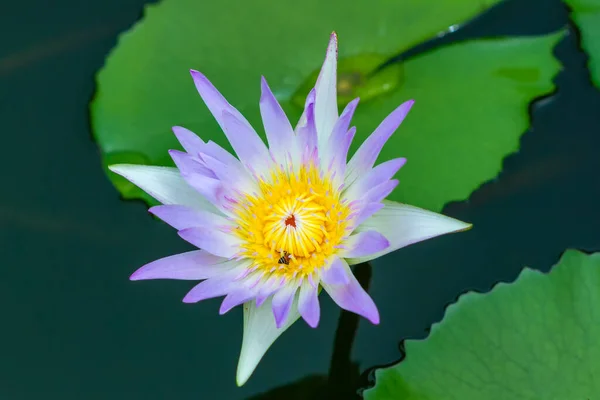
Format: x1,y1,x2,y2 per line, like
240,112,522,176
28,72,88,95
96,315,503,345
363,250,600,400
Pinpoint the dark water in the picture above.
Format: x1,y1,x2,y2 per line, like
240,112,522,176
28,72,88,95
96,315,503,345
2,0,599,398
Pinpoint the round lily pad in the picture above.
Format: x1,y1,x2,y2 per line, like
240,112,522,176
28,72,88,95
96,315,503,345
363,249,600,400
91,0,563,212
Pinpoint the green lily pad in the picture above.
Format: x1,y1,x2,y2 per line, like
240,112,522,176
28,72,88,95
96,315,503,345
349,32,564,211
363,249,600,400
565,0,600,88
92,0,563,211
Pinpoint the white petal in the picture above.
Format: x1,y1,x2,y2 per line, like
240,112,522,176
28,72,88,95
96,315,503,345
346,200,472,265
314,32,339,149
236,294,301,386
108,164,218,213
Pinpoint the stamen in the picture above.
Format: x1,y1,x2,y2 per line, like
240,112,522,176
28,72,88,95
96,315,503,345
232,163,352,279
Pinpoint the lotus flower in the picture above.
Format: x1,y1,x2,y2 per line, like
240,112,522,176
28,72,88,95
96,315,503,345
109,32,471,386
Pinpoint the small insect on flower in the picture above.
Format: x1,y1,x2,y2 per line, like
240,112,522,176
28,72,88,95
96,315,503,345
277,251,291,265
109,32,472,386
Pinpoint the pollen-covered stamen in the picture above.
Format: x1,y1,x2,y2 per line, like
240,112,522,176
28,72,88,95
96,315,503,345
232,164,353,279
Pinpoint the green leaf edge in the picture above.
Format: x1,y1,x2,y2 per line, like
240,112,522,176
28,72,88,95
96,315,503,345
362,249,597,400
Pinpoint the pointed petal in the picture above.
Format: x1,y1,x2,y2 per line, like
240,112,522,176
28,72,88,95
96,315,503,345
172,126,205,156
340,230,390,259
329,98,359,148
203,139,241,166
351,202,384,230
271,282,299,328
108,164,217,212
182,272,243,303
321,259,379,324
298,279,320,328
200,152,257,195
320,256,349,285
363,179,399,204
322,98,359,170
169,149,216,179
189,69,253,134
178,227,241,258
221,110,271,176
237,297,301,386
346,100,414,185
347,200,472,264
344,158,406,202
295,88,316,133
149,205,231,231
260,77,294,164
220,287,256,314
130,250,231,281
329,127,355,186
255,276,282,307
172,125,241,168
295,99,318,165
314,32,339,146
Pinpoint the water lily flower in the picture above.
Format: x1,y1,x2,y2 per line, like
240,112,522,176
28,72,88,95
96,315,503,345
109,32,471,386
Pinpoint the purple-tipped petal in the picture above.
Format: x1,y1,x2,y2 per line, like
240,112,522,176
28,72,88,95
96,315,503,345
172,126,205,156
344,158,406,202
221,110,271,175
271,283,298,328
190,70,269,174
203,140,240,166
255,276,282,307
341,231,390,259
320,256,350,285
169,149,216,179
329,98,359,146
351,202,385,229
329,127,355,185
167,151,228,207
220,288,257,314
363,179,399,204
346,201,472,265
183,274,242,303
298,280,320,328
108,164,217,212
296,99,318,163
189,69,253,134
260,77,295,163
130,250,230,281
200,152,257,195
178,227,241,258
149,205,231,231
314,32,339,144
172,126,241,169
323,98,359,169
296,88,316,133
321,259,380,324
346,100,414,185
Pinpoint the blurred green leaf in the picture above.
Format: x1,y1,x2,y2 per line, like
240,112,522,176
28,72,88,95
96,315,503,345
363,249,600,400
92,0,563,212
565,0,600,88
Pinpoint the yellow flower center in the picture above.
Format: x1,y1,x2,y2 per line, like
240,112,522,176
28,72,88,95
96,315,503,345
233,164,352,280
